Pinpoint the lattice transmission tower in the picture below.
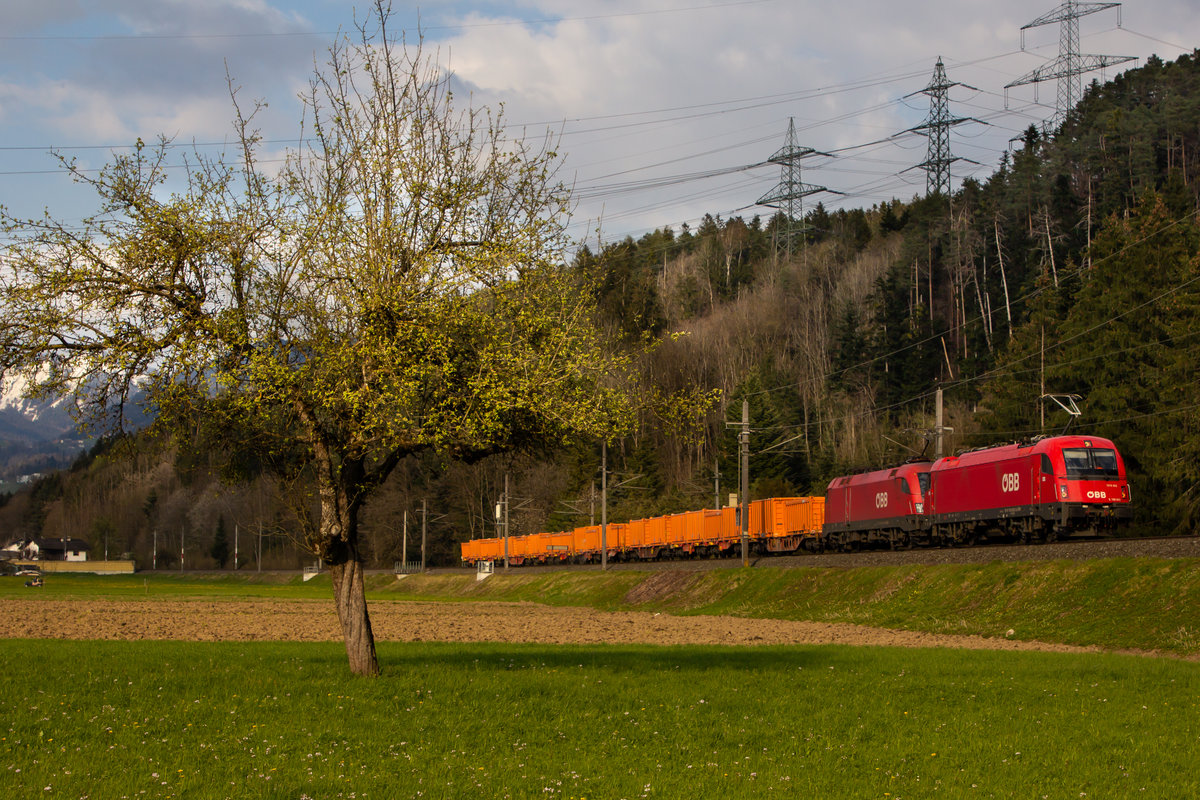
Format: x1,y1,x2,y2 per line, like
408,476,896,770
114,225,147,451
904,57,980,198
756,117,834,259
1005,0,1135,132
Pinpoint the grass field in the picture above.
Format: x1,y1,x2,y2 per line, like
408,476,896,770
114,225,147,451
2,639,1198,799
4,561,1198,798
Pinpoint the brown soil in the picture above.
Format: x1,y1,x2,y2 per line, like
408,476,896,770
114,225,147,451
0,597,1124,656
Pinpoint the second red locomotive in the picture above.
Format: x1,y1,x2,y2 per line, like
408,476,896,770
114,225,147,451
823,461,931,550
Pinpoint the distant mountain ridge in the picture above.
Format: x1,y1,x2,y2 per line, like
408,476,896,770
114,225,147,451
0,383,87,485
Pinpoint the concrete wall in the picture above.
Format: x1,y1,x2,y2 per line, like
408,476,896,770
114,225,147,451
12,559,135,575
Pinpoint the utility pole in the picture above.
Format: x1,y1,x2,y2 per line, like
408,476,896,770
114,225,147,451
402,510,408,570
935,388,945,459
1005,1,1134,132
234,523,239,570
740,399,750,567
714,457,721,511
934,387,954,460
504,472,510,570
421,498,428,572
601,440,608,571
1040,325,1047,433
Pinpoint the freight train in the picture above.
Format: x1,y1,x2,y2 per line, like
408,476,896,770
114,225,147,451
460,434,1132,565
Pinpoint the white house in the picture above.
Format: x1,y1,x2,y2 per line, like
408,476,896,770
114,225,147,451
19,538,92,562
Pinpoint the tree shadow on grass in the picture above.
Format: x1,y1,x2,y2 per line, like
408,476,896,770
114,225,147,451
378,641,864,674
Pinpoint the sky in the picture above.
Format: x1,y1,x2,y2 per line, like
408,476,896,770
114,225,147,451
1,0,1197,249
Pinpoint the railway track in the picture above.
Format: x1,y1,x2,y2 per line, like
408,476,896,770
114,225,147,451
439,534,1200,575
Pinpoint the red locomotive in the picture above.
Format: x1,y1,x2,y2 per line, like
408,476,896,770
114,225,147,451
925,434,1131,544
823,462,932,550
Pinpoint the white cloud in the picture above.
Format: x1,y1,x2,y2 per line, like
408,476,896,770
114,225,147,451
3,0,1199,239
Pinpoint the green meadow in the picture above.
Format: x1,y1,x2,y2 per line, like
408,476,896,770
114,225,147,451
2,640,1198,799
2,559,1199,798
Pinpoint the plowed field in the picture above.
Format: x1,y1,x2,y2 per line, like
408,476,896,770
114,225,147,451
1,597,1121,655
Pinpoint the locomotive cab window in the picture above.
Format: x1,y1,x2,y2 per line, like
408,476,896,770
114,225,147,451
1040,454,1053,474
917,473,930,496
1062,448,1120,479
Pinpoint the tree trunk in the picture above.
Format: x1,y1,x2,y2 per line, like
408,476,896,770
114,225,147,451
329,541,379,676
320,481,380,677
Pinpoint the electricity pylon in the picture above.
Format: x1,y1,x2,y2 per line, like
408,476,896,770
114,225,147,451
904,57,980,198
756,117,835,260
1005,0,1135,132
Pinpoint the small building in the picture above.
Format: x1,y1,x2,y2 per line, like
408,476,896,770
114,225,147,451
28,538,92,562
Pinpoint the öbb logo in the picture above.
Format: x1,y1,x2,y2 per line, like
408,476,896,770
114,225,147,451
1001,473,1020,493
875,492,888,508
1086,490,1107,500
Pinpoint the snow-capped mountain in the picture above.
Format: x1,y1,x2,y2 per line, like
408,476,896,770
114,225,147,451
0,376,80,440
0,377,88,485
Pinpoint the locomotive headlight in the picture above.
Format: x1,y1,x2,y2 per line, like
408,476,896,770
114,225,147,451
1060,486,1068,499
915,503,924,513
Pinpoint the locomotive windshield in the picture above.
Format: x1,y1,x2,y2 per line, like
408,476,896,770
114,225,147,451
898,473,930,496
1062,448,1120,479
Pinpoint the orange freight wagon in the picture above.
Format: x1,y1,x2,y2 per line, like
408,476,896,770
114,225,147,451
526,532,555,563
625,518,646,549
665,513,687,549
476,537,503,562
573,523,625,561
641,516,668,557
460,538,480,565
748,499,772,538
574,525,600,559
508,534,529,564
681,510,704,547
676,508,726,555
760,497,825,553
606,522,626,558
715,506,739,551
698,509,724,543
546,531,573,561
